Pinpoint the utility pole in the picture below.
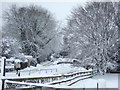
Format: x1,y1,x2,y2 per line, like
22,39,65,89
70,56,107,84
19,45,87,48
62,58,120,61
1,57,6,90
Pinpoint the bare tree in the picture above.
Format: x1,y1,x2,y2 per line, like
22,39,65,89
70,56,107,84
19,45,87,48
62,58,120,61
63,2,119,73
115,2,120,60
115,2,120,70
3,5,57,62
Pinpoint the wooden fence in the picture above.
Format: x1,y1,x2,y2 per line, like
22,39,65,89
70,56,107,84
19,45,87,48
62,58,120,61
2,70,97,89
0,57,97,90
18,68,57,75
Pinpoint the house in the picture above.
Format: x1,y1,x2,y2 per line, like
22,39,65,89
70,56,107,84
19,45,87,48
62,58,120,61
56,58,81,65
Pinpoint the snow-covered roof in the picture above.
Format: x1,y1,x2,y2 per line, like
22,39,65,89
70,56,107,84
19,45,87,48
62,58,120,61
6,59,14,62
15,59,22,63
25,55,33,58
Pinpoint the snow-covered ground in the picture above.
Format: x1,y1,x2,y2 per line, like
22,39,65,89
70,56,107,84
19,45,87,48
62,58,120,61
0,64,86,78
0,63,86,89
1,73,118,89
0,58,119,89
0,57,87,89
70,73,118,88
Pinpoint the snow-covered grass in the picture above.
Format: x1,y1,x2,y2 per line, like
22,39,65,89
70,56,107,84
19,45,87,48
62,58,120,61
0,64,86,78
0,57,86,77
0,57,86,78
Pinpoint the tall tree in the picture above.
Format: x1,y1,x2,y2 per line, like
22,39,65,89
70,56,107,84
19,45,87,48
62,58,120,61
63,2,119,73
115,2,120,70
115,2,120,61
3,5,57,62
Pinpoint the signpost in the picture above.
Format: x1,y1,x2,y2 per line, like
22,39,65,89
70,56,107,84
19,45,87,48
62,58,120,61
1,57,6,90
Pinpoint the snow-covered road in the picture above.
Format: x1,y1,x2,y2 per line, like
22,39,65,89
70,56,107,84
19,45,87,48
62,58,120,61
71,73,118,88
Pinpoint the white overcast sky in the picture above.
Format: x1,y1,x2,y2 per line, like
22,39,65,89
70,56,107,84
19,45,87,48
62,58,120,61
0,0,120,28
0,1,88,29
1,2,85,21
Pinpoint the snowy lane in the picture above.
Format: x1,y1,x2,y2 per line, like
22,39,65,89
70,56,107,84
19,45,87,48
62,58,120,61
71,74,118,88
92,74,118,88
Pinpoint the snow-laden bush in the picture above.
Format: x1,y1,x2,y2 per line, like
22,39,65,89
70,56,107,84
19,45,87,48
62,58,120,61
1,37,21,58
106,61,118,72
3,5,59,63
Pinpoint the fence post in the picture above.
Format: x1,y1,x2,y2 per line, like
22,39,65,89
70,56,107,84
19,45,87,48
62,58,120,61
1,57,6,90
29,70,31,75
39,69,41,74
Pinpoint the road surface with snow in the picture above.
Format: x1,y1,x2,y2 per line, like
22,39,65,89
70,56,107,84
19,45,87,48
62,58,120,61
70,73,118,88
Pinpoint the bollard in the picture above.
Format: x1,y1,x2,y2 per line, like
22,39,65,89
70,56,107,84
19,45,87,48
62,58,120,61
83,88,85,90
97,79,106,89
39,69,41,74
18,72,20,76
97,82,99,90
29,70,31,75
